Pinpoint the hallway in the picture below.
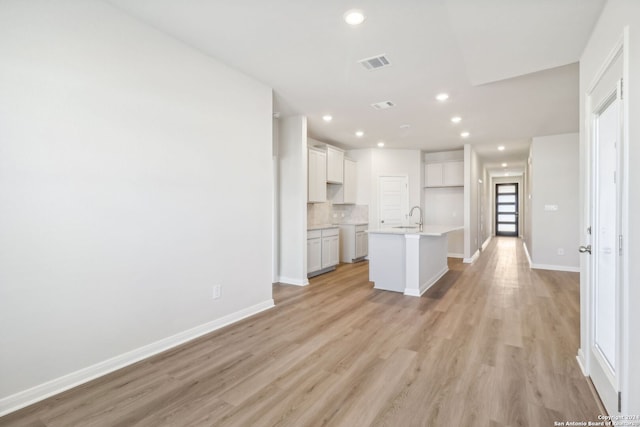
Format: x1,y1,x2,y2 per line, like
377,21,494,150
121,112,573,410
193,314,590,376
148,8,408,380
0,237,601,426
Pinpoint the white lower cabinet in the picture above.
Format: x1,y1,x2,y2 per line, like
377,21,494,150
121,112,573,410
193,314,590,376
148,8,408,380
307,231,322,274
339,224,368,263
322,235,339,269
355,229,368,259
307,227,339,277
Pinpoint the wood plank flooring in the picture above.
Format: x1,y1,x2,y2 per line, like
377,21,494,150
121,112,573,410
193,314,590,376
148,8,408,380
0,237,602,426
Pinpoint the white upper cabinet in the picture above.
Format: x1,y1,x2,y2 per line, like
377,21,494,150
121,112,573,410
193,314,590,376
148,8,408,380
425,160,464,187
425,163,444,187
308,147,327,202
343,158,357,203
443,161,464,186
326,145,344,184
332,157,357,204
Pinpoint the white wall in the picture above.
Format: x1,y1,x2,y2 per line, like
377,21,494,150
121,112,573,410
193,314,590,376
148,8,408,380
481,168,491,246
580,0,640,413
277,116,308,285
464,144,483,261
348,149,422,227
529,133,580,270
524,148,534,256
0,0,273,413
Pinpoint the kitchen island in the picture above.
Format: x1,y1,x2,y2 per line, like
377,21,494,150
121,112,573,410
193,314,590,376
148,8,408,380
368,225,463,297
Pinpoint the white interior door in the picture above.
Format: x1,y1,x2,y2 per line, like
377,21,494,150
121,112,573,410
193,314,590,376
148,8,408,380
378,176,408,227
587,51,623,415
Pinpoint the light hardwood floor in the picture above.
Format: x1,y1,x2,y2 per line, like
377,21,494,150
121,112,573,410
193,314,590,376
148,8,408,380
1,237,602,426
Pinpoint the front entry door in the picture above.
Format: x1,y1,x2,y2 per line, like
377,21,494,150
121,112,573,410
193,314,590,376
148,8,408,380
587,50,623,416
495,183,518,237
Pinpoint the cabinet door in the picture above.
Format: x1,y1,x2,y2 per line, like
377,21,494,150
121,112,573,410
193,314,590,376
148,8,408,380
343,158,357,204
330,236,339,266
322,236,339,268
307,238,322,273
326,146,344,184
308,149,327,202
308,149,318,202
321,236,332,268
425,163,443,187
443,161,464,186
355,231,368,258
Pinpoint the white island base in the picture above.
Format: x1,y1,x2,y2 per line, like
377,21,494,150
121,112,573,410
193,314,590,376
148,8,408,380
368,225,462,297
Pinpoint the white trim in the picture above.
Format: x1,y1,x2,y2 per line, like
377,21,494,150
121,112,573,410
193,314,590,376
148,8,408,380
481,235,492,250
404,266,449,297
447,252,464,259
278,276,309,286
463,249,479,264
522,242,533,268
531,263,580,273
0,299,275,417
576,349,588,376
586,34,625,94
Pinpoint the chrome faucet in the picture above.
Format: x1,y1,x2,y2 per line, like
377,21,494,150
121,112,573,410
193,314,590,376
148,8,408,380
409,206,423,231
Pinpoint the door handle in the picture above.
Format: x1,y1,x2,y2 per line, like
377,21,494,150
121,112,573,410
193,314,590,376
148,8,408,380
579,245,592,254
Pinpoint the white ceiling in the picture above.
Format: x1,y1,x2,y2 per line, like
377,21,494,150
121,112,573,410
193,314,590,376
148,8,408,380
107,0,605,170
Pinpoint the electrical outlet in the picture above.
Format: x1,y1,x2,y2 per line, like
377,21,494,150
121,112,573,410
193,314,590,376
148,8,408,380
212,284,221,299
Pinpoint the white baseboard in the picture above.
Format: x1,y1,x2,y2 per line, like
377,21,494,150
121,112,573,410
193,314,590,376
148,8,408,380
463,250,479,264
530,263,580,273
481,236,492,250
523,242,533,268
521,242,578,272
576,349,588,376
0,299,275,417
404,266,449,297
447,252,464,258
277,276,309,286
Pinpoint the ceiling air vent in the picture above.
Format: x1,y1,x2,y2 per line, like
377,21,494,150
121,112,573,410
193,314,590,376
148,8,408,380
371,100,395,110
358,54,391,71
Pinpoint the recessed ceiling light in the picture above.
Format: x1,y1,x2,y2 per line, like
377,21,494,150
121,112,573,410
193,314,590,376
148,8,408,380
451,116,462,123
355,130,364,137
377,141,385,147
344,9,365,25
436,93,449,101
322,115,332,122
501,163,507,167
460,131,470,138
498,145,505,151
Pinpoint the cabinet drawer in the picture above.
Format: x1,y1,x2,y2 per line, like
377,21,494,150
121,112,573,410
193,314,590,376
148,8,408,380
307,230,322,239
321,227,339,237
355,225,368,233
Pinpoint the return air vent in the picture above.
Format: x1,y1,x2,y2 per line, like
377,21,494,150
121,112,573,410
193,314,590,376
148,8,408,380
358,54,391,71
371,101,395,110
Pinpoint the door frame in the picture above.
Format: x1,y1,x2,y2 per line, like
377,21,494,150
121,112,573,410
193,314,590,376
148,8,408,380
580,29,629,414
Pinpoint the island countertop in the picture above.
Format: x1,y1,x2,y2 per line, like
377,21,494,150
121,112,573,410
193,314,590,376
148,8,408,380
367,225,463,237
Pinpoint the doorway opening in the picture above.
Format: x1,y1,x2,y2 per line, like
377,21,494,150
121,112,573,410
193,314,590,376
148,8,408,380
495,183,518,237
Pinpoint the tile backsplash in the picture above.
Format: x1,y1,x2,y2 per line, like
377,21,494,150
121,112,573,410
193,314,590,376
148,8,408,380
307,202,369,226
